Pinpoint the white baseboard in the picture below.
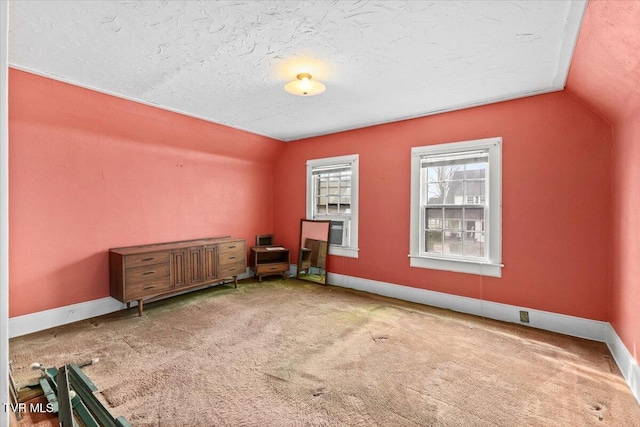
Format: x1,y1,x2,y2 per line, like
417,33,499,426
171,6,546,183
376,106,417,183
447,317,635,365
9,296,125,338
9,269,253,338
606,324,640,405
327,272,608,341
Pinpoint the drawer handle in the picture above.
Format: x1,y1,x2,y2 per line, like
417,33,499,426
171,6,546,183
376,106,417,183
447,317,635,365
270,267,278,270
228,256,237,260
142,257,155,261
141,270,155,276
228,245,236,249
142,285,156,290
228,267,236,271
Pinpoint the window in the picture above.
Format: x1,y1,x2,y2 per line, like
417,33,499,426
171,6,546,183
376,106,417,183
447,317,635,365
410,138,502,277
307,155,359,258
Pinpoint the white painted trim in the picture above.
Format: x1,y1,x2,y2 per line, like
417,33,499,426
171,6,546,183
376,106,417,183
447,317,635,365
306,154,359,258
9,297,126,338
327,272,608,341
410,137,502,277
606,324,640,405
9,268,253,338
553,0,588,89
329,246,359,258
409,256,502,277
1,1,10,424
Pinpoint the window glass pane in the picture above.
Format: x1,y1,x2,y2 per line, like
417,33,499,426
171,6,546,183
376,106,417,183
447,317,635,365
464,208,484,231
426,208,442,229
463,232,485,257
413,142,499,270
465,162,487,179
427,167,440,183
464,180,485,203
426,183,444,204
443,232,463,255
443,164,462,179
309,158,357,254
426,231,442,253
448,181,464,205
444,208,462,230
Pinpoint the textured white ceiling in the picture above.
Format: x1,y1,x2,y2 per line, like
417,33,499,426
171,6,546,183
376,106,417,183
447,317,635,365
9,0,586,141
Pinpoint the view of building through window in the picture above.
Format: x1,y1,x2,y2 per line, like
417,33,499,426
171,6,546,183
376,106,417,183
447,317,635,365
312,164,352,247
422,152,488,258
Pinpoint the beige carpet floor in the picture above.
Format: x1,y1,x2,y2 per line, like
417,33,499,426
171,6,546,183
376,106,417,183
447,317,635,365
9,278,640,426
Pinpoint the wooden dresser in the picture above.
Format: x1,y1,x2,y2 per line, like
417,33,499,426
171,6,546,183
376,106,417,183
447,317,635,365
109,237,246,315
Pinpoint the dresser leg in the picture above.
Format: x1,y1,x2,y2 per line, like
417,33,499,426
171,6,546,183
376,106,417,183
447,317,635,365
138,300,143,317
126,302,130,310
234,276,238,288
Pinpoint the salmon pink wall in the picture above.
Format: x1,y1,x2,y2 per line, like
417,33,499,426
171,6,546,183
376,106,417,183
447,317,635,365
9,69,284,317
274,91,612,321
566,1,640,364
610,111,640,364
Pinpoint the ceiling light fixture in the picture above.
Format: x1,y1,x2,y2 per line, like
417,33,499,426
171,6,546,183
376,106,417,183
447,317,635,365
284,73,326,96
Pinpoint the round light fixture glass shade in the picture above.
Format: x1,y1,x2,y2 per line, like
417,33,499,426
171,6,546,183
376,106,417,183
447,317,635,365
284,73,326,96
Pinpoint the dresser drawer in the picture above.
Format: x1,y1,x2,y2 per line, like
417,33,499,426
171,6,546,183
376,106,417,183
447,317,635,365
125,251,170,269
218,241,245,255
218,262,245,278
126,279,173,300
218,249,244,266
125,263,170,285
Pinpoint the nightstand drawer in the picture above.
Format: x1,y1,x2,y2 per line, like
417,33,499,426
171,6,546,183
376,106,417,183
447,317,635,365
255,262,289,274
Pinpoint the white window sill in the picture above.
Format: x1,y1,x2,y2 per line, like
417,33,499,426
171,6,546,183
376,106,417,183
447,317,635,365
329,246,359,258
409,255,502,277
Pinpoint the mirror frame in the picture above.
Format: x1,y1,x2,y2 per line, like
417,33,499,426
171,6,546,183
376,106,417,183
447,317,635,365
296,219,331,285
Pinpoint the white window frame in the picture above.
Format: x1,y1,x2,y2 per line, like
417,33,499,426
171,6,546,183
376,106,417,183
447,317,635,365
410,137,502,277
307,155,359,258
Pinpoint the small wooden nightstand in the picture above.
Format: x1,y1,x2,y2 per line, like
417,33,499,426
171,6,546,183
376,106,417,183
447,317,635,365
250,246,290,282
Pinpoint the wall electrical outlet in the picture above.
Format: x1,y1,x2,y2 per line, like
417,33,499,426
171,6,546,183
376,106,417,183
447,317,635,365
519,310,530,323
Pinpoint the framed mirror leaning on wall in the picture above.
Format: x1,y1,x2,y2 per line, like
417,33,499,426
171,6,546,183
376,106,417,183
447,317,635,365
297,219,330,285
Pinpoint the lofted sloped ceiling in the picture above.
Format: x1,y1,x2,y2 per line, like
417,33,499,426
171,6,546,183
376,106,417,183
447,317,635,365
9,0,586,141
567,0,640,126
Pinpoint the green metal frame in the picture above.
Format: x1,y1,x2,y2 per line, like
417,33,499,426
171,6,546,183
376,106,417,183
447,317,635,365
34,363,131,427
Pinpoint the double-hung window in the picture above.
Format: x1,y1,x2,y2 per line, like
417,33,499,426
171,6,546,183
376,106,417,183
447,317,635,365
307,155,359,258
410,137,502,277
